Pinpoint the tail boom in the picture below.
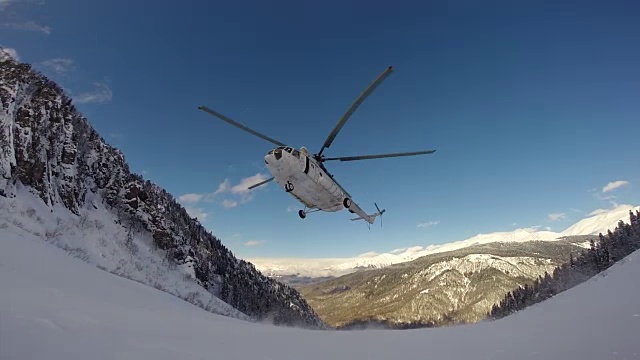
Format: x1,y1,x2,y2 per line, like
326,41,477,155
350,203,386,224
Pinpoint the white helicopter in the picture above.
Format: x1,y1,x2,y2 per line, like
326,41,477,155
198,66,435,225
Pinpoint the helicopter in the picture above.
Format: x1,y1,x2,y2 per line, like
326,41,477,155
198,66,435,225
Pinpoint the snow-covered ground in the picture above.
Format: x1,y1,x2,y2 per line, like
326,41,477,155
2,220,640,359
0,184,248,321
251,204,640,277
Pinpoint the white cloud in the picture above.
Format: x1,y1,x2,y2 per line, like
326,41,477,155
547,212,566,221
178,173,270,209
231,173,269,195
1,0,37,11
74,82,112,104
417,220,440,228
0,46,19,61
357,251,379,258
178,193,203,203
244,240,264,247
222,199,237,208
184,207,208,222
2,21,51,34
520,225,543,232
594,192,616,201
40,58,74,74
212,179,230,196
602,180,630,193
217,173,270,204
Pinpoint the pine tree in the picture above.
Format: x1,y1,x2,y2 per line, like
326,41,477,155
489,210,639,320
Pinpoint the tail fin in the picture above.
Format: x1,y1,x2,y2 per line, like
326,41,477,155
351,203,386,227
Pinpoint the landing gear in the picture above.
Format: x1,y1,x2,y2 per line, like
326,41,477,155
343,197,352,208
298,206,320,220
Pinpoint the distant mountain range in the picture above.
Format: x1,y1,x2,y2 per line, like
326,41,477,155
251,204,639,279
297,236,592,328
253,205,639,328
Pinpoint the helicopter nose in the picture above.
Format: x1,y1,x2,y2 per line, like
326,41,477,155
265,148,281,165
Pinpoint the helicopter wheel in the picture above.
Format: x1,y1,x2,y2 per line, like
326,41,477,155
343,197,352,208
298,209,306,219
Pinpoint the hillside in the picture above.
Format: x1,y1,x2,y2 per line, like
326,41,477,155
491,209,640,319
0,53,323,328
2,222,639,359
298,239,589,327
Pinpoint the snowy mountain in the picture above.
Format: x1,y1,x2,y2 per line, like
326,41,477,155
0,53,323,328
561,204,640,236
298,208,640,328
2,221,639,359
252,204,639,279
298,239,588,327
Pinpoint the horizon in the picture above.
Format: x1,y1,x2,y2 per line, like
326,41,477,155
246,203,640,276
2,0,639,260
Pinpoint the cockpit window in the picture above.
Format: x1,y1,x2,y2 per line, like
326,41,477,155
284,147,292,153
292,149,300,158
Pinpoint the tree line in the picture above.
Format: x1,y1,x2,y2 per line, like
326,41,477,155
489,209,640,319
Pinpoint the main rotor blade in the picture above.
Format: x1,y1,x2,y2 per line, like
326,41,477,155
323,150,436,162
247,176,274,190
317,66,394,156
198,105,287,147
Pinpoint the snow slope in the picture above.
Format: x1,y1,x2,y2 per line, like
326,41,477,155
0,183,249,321
2,224,640,359
251,204,640,277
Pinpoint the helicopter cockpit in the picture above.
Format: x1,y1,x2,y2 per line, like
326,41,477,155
267,147,284,160
267,146,300,161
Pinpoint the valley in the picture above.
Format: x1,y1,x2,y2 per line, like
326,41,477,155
298,239,589,327
252,206,638,328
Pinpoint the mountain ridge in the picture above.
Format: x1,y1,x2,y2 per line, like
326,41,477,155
297,237,592,327
251,204,639,279
0,52,324,328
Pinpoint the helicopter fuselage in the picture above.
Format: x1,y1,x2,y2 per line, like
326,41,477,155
264,146,348,212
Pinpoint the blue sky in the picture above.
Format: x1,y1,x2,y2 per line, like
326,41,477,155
2,0,639,259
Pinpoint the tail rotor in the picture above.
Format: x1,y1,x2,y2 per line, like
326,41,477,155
374,202,386,228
